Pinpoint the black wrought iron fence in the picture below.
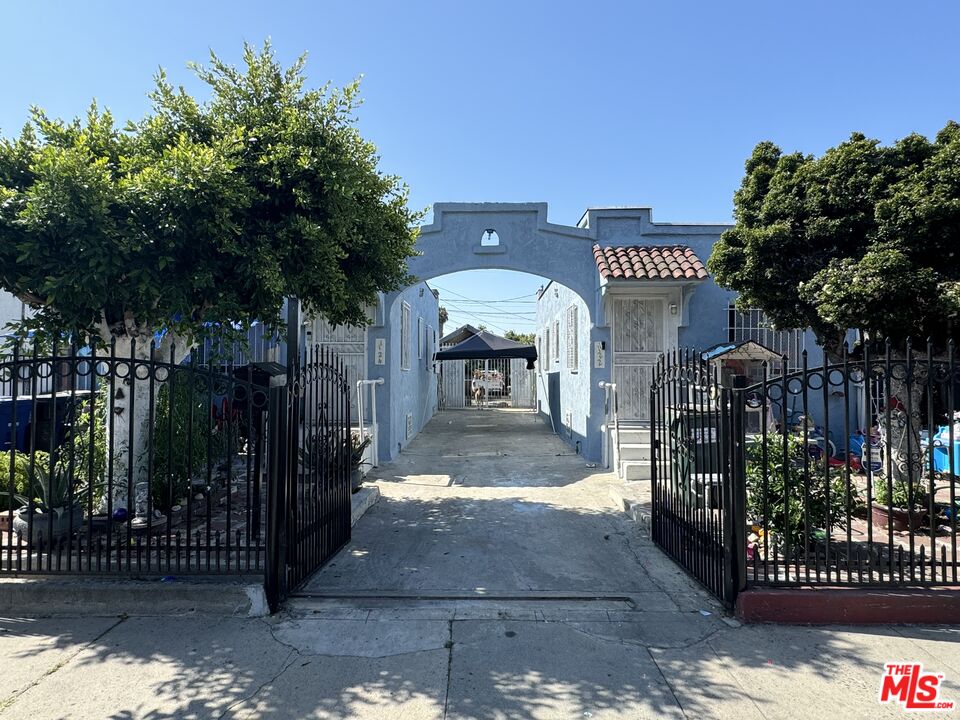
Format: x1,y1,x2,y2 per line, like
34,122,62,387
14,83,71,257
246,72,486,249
0,307,354,612
652,340,960,606
0,340,271,575
650,349,745,604
742,340,959,589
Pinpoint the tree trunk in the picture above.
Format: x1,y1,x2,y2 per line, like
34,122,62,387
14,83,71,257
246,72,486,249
99,333,189,519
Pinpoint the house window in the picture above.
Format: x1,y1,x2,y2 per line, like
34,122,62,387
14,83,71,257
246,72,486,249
566,305,579,371
544,328,550,367
553,321,560,363
401,302,411,371
418,317,424,360
426,324,434,368
727,304,804,370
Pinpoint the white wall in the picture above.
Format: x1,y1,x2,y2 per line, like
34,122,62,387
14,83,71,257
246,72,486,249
0,292,27,330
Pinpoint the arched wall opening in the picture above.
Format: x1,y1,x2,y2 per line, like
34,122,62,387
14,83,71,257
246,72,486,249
426,268,546,415
367,204,613,465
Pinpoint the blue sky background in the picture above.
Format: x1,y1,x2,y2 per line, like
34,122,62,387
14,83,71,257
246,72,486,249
2,1,958,334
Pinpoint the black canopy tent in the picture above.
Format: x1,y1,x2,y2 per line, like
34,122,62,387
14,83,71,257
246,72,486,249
434,330,538,369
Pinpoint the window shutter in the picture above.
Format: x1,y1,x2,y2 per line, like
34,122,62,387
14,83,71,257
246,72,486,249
401,303,411,370
553,321,560,363
566,305,578,370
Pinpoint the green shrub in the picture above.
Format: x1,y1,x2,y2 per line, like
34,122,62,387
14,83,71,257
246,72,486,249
745,433,860,549
0,450,51,511
873,478,923,508
54,385,108,508
1,388,107,513
149,375,236,511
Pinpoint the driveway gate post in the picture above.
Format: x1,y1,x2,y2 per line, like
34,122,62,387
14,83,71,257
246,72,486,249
265,377,290,612
722,376,749,606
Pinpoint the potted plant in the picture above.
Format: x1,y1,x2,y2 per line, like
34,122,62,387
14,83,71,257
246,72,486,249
298,426,365,491
871,479,926,531
10,463,88,548
0,450,49,534
350,433,372,493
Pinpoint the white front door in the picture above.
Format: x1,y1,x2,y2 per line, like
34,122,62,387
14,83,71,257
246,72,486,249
612,297,665,421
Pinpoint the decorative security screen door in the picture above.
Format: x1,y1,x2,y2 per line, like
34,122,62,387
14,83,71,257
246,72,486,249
310,318,367,422
612,298,664,421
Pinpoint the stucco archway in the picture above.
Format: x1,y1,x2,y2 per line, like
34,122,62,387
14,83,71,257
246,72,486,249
402,203,602,326
369,203,613,464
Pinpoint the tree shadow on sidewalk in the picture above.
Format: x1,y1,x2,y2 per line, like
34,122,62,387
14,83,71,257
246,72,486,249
3,491,957,717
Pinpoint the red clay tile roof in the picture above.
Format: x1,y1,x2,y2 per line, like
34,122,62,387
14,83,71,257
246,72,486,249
593,245,708,281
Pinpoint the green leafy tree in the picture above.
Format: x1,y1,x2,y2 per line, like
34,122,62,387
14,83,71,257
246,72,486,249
0,42,420,506
504,330,535,345
710,123,960,488
745,433,858,550
708,123,960,357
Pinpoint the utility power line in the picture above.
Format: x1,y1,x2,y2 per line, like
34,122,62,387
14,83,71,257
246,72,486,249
432,285,537,304
441,300,536,321
444,299,536,305
433,283,541,335
444,309,536,318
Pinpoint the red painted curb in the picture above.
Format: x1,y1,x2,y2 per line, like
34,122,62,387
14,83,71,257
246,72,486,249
736,586,960,625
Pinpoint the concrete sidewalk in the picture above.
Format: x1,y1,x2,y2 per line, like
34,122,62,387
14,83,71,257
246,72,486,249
2,595,959,718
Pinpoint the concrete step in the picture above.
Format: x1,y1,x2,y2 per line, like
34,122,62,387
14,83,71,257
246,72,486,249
617,427,650,444
620,460,651,481
619,443,652,462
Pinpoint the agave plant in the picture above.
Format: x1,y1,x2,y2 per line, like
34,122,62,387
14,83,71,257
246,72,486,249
6,461,90,517
350,433,372,470
0,450,49,512
299,426,352,476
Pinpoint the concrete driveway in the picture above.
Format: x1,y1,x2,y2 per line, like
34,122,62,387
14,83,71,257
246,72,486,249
302,408,689,599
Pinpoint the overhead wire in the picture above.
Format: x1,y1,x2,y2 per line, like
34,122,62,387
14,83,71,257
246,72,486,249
431,285,537,304
432,283,541,334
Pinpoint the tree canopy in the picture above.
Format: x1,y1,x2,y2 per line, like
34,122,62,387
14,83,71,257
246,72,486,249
0,41,420,350
504,330,535,345
707,122,960,356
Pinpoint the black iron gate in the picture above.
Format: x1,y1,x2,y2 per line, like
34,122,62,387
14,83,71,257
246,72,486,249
650,350,747,606
265,304,353,610
652,341,960,607
0,300,352,611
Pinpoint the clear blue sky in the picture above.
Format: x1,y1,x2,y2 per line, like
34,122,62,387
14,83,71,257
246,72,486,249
2,1,958,334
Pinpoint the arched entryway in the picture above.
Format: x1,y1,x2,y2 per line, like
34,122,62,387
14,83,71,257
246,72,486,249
368,203,613,463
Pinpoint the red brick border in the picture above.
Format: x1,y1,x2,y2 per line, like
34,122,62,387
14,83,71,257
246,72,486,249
736,586,960,624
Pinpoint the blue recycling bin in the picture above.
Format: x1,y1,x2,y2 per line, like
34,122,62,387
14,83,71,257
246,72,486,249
0,398,33,452
933,443,960,474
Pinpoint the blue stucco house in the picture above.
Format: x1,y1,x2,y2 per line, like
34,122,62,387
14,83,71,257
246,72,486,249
297,202,826,478
307,281,439,468
529,204,827,478
363,202,825,481
201,281,440,470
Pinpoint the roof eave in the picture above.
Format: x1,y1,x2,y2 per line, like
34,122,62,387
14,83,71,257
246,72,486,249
600,276,709,287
